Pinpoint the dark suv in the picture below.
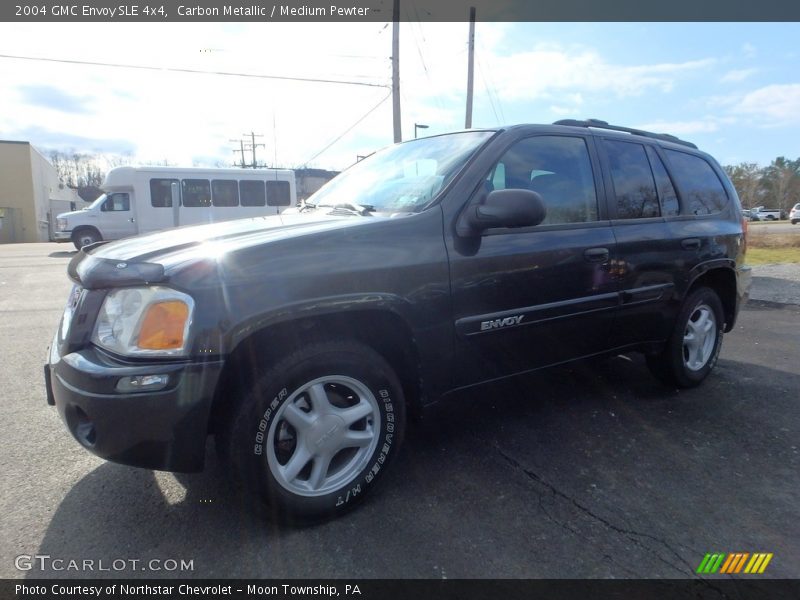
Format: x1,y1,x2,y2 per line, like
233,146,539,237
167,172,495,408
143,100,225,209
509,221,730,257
46,119,751,519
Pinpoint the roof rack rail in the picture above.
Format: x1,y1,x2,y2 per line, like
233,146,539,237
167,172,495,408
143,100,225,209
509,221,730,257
553,118,698,149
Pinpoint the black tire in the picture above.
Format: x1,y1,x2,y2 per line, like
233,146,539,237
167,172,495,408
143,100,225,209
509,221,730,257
646,287,724,388
72,228,101,250
792,220,798,225
218,340,406,521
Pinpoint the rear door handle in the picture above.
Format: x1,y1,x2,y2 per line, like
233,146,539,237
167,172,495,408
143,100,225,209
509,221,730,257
584,247,610,263
681,238,701,250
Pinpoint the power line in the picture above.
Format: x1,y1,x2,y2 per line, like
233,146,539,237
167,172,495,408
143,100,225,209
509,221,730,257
303,91,392,166
0,53,389,89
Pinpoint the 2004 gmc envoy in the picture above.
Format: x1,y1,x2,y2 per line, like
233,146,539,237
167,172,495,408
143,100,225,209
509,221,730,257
46,119,752,519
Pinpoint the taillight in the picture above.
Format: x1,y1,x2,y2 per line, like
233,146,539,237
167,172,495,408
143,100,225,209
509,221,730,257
741,215,748,253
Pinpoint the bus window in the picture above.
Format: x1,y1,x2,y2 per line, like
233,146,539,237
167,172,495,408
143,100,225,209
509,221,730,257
182,179,211,207
150,178,178,207
212,180,239,207
266,180,291,207
240,180,266,207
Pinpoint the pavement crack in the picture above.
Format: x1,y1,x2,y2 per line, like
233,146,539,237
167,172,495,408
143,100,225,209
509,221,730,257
495,445,702,578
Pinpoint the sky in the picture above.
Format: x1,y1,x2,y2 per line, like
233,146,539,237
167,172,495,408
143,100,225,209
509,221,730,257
0,21,798,172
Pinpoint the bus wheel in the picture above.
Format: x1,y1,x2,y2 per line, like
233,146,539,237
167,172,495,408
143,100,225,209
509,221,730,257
72,228,101,250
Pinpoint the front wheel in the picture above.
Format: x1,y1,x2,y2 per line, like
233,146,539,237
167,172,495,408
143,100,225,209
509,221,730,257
219,340,406,521
72,228,101,250
646,287,724,388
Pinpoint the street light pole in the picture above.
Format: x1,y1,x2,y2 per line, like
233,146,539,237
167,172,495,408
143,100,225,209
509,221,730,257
414,123,429,139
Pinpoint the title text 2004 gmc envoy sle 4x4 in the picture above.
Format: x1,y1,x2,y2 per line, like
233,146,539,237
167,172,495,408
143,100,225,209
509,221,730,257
46,120,751,520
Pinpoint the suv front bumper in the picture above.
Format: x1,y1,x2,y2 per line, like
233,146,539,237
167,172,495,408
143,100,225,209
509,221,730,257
46,336,224,472
52,231,72,242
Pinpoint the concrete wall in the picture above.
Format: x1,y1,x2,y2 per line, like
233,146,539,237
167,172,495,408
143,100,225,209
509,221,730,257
0,142,35,243
0,141,81,243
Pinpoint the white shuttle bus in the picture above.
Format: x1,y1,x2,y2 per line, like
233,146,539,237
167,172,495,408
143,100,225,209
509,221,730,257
54,166,297,249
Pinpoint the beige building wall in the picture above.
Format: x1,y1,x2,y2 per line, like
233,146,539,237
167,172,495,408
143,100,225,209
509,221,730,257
0,141,81,243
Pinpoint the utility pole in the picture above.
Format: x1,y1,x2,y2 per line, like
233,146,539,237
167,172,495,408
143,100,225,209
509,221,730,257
230,139,247,168
465,6,476,129
392,0,402,143
245,131,265,169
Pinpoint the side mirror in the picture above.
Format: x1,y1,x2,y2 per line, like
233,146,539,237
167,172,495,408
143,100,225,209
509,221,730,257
463,189,546,234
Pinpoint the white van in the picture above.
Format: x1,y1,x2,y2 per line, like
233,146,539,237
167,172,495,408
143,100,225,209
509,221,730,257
54,166,297,249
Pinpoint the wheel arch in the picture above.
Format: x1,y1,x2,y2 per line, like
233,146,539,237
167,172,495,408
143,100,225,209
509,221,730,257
686,262,737,332
208,308,424,434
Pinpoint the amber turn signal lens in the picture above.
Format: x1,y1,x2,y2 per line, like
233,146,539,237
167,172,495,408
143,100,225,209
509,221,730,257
137,301,189,350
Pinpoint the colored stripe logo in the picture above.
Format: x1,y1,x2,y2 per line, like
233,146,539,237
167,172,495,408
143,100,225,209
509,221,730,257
696,553,773,574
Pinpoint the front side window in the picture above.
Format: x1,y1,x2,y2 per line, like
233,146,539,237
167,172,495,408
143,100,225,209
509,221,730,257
664,150,728,215
182,179,211,207
603,140,659,219
101,192,130,212
212,180,239,207
150,179,178,208
487,135,598,225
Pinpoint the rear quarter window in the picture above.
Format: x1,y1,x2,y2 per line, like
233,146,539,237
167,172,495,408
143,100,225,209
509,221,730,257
664,150,728,215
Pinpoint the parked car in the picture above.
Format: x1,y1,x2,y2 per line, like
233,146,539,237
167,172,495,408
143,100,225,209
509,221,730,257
45,119,752,520
790,203,800,224
750,206,785,221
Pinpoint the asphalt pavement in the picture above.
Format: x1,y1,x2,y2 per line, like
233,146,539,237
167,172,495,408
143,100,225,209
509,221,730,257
0,243,798,579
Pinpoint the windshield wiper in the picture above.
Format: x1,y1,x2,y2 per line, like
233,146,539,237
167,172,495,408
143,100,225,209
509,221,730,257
304,202,375,216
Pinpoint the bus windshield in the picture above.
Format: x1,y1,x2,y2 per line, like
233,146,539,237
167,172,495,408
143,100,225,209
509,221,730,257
87,194,108,209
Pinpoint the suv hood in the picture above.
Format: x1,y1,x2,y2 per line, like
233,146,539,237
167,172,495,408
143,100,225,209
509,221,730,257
68,212,380,289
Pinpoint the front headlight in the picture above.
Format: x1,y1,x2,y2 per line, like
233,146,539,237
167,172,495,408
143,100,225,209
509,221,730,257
57,218,68,231
91,287,195,357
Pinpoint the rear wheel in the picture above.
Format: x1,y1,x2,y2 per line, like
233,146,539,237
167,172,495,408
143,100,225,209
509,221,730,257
646,287,724,388
218,340,406,521
72,228,101,250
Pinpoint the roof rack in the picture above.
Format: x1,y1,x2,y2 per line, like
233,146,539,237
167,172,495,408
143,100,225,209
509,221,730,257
553,118,698,149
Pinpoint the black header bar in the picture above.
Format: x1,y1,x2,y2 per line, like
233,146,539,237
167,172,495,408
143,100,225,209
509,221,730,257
3,0,800,22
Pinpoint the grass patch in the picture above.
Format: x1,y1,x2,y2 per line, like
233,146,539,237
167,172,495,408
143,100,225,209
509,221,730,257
746,247,800,265
747,232,800,249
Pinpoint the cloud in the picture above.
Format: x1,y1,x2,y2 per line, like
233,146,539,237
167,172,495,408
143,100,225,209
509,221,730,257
635,120,720,135
17,85,92,114
732,83,800,124
720,68,757,83
470,49,715,102
742,43,757,59
6,125,137,155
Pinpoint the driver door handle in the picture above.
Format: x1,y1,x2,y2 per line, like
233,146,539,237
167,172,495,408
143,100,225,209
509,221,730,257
584,247,610,263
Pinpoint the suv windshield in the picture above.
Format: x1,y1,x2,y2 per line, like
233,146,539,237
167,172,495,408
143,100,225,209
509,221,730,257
308,131,494,213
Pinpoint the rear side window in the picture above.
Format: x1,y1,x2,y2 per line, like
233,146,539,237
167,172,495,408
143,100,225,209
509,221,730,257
646,147,680,217
150,178,178,208
182,179,211,207
266,180,292,207
211,180,239,207
240,180,266,207
603,140,659,219
488,135,598,225
664,150,728,215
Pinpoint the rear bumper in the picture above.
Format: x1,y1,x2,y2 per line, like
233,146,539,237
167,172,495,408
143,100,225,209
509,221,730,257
46,337,224,472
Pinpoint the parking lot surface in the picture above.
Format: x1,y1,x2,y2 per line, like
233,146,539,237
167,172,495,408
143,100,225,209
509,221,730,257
0,243,798,579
